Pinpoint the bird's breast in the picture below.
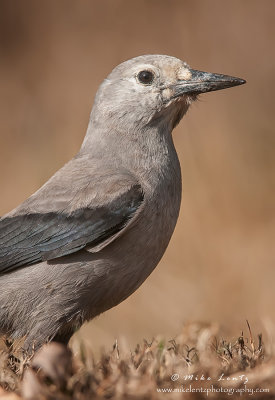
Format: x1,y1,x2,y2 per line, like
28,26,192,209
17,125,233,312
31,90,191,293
87,155,182,314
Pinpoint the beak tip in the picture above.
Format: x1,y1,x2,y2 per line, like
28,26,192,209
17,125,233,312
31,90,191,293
237,78,246,86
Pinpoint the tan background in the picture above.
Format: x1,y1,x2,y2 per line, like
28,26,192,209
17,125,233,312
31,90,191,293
0,0,274,351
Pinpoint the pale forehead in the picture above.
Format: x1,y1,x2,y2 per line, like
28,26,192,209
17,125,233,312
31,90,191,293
108,55,191,81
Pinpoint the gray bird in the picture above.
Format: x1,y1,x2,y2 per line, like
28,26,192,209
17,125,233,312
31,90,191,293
0,55,245,351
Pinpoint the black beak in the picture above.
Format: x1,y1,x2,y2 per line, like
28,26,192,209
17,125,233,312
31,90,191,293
172,69,246,97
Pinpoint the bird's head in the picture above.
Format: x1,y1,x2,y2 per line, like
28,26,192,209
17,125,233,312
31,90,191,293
91,55,245,133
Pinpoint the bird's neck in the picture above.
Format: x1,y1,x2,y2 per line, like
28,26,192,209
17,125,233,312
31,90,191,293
81,119,179,178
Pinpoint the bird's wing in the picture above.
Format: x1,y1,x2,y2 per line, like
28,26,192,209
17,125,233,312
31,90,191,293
0,161,144,274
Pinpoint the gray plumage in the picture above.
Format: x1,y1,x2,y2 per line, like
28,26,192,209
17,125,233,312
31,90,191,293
0,55,245,350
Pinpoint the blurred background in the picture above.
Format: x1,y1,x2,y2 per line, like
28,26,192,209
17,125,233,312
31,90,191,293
0,0,274,352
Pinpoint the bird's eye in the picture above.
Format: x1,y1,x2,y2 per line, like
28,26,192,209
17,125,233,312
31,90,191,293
137,70,154,85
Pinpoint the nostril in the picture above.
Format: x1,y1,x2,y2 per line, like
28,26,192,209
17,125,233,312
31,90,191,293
177,68,192,81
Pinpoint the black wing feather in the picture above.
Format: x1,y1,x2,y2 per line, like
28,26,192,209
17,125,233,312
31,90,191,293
0,184,143,274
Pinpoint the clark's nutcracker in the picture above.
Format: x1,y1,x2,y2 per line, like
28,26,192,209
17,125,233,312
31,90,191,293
0,55,245,350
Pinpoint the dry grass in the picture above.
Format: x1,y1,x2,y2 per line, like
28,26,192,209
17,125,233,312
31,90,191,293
1,0,275,355
0,322,274,399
